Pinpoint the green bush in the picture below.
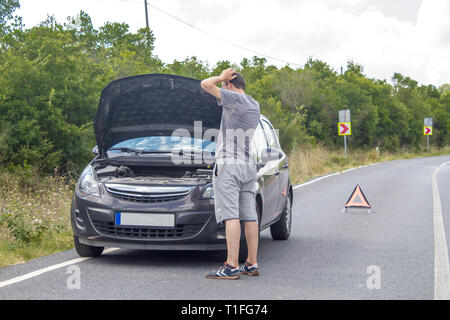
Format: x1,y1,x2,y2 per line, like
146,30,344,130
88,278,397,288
0,166,73,247
0,209,48,244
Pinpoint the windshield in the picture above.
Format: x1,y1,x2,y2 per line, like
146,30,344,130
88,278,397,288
107,136,216,154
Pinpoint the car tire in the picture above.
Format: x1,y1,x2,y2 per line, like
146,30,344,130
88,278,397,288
270,190,292,240
73,235,104,257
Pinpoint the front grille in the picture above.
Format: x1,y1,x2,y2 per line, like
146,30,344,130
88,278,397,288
92,220,203,239
104,183,195,204
109,192,185,203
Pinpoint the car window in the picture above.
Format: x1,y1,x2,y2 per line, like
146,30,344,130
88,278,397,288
261,119,280,149
252,123,268,162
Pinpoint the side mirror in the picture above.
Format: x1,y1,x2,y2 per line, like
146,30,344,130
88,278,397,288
261,147,283,163
92,145,99,156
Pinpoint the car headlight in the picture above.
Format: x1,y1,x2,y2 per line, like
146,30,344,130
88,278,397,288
200,184,214,199
76,165,100,198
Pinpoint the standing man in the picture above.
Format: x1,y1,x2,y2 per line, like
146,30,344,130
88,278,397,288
201,68,261,279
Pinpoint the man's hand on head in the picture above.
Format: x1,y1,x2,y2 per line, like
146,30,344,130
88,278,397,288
201,68,237,100
219,68,237,83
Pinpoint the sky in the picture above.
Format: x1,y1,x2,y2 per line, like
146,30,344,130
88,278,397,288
15,0,450,86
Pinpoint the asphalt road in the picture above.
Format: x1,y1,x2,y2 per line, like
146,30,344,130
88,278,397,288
1,155,449,300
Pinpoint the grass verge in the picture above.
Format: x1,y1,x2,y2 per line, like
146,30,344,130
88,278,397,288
0,166,74,268
288,144,450,184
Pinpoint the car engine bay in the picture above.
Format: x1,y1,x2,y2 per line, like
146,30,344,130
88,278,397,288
92,163,213,185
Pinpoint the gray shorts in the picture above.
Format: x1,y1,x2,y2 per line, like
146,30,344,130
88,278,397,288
212,162,258,224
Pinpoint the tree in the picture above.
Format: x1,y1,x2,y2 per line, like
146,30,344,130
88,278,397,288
0,0,19,31
439,84,450,92
165,56,209,79
0,11,163,173
1,9,449,175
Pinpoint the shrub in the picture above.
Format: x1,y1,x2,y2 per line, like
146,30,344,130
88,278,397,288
0,166,73,246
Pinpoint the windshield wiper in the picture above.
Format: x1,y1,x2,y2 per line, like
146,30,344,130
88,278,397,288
108,147,172,155
177,148,215,156
108,147,142,155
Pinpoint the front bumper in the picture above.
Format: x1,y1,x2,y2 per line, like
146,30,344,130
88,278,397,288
70,183,227,251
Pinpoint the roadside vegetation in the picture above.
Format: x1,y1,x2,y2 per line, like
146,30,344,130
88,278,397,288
0,164,73,268
288,145,450,184
0,2,449,267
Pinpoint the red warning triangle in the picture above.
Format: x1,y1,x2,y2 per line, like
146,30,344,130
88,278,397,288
345,184,371,209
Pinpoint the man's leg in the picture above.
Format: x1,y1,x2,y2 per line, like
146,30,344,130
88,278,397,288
205,163,242,279
243,221,258,265
225,219,241,267
239,183,259,266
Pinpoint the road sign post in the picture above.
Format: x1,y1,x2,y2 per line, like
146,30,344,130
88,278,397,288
339,110,351,160
344,134,347,160
424,118,433,153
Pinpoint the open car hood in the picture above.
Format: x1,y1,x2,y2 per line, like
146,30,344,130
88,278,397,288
94,74,222,156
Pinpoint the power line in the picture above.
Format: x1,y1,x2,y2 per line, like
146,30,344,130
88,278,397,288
117,0,303,67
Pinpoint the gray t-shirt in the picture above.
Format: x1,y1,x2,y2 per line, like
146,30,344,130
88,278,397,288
215,88,261,164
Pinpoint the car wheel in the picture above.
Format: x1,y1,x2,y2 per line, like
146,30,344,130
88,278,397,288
270,190,292,240
73,235,104,257
238,200,261,263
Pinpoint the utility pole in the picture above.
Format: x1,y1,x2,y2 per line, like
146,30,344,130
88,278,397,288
144,0,149,29
144,0,151,61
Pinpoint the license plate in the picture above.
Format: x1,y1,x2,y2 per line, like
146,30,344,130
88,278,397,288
115,212,175,227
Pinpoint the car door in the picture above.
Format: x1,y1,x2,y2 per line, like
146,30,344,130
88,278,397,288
260,119,288,222
253,121,280,227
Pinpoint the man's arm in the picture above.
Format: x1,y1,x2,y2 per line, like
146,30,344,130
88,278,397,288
200,76,222,100
200,68,237,100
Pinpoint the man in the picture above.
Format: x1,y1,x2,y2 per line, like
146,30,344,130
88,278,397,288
201,68,261,279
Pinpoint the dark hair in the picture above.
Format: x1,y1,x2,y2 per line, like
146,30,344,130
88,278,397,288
229,72,246,90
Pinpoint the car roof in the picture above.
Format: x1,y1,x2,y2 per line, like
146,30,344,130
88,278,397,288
260,114,271,124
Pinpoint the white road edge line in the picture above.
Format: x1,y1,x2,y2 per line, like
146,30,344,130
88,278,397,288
0,247,120,289
293,162,379,190
432,161,450,300
293,172,341,189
